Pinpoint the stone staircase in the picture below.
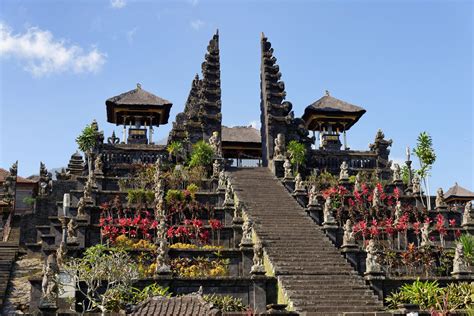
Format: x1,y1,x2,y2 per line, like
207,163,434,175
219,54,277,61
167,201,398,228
0,217,20,310
229,167,384,315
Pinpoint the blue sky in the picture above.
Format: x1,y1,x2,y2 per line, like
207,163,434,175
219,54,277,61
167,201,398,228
0,0,472,192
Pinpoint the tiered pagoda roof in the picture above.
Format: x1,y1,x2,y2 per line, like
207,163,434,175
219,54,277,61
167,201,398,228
445,182,474,203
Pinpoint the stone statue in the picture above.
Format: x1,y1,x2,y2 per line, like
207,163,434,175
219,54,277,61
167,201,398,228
41,254,58,303
420,222,432,247
67,218,78,241
241,218,253,246
392,163,402,182
155,238,171,274
224,181,234,206
323,196,335,224
39,162,52,197
372,188,380,208
452,243,469,275
339,161,349,181
354,172,362,192
218,171,226,190
83,175,93,201
56,242,67,268
283,158,293,179
94,154,103,175
212,159,222,178
412,175,421,194
342,219,355,246
273,133,286,159
308,184,319,206
251,240,265,273
55,168,71,181
294,173,305,192
209,131,222,157
394,201,403,224
365,239,382,274
76,197,86,218
435,188,446,208
462,201,472,226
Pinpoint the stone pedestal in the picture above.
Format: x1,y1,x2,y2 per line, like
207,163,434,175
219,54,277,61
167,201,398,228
282,179,295,192
364,271,385,280
292,191,307,208
272,159,285,178
306,205,323,225
241,245,254,276
341,244,363,272
39,299,58,316
251,273,268,313
322,223,339,246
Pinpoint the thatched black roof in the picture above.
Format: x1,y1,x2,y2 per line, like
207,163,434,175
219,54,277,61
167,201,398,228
130,294,220,316
445,183,474,202
105,83,172,125
222,126,261,144
302,91,366,131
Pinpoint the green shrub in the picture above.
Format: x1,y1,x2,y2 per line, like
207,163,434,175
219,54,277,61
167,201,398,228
166,189,185,204
127,189,154,205
202,294,248,312
189,141,214,168
186,183,199,199
459,234,474,265
287,140,306,171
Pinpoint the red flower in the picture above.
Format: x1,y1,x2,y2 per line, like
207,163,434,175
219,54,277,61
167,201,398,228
167,226,175,238
413,221,421,235
192,219,203,228
209,219,223,230
199,230,210,243
348,198,355,207
384,218,395,236
455,229,462,238
393,187,400,200
449,219,456,227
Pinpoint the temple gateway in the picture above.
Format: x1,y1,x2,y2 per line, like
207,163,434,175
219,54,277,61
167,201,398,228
1,31,473,315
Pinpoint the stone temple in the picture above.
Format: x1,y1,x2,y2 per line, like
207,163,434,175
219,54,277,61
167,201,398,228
0,31,473,315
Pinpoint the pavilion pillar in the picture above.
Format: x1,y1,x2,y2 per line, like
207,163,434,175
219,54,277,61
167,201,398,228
343,130,347,150
122,116,128,144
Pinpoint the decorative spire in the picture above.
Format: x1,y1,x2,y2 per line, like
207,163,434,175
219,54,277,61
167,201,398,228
136,83,142,89
325,90,330,96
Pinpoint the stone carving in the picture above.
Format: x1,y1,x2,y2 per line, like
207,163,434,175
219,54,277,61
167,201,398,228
94,154,103,175
392,163,402,183
56,242,67,268
76,197,86,218
412,175,421,194
155,238,171,274
372,188,380,208
308,184,319,206
67,218,78,242
452,243,470,276
420,222,432,247
462,201,472,226
218,171,226,190
107,131,120,144
251,240,265,273
224,181,234,206
354,172,362,192
323,196,335,224
294,173,305,192
212,159,222,178
2,161,17,203
209,131,222,157
339,161,349,181
342,219,355,246
83,175,93,202
241,218,253,246
394,201,402,224
38,162,52,197
41,254,58,303
435,188,447,208
55,168,71,181
283,158,293,179
365,239,382,274
273,133,286,159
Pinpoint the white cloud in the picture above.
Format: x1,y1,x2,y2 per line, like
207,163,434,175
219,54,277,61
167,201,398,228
110,0,126,9
190,19,205,31
126,27,138,44
249,120,260,129
0,22,106,77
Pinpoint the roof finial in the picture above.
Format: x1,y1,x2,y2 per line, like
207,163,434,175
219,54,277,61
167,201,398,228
325,90,330,96
136,83,141,90
215,28,219,35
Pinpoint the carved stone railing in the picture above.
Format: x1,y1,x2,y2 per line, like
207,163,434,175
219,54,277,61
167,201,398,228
100,144,167,167
308,149,379,174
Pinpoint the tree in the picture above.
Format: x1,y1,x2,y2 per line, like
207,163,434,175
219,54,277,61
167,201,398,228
189,141,214,168
76,124,99,174
413,132,436,210
287,140,307,173
167,141,184,163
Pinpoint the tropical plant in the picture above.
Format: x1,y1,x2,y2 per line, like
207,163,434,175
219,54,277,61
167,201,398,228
385,279,441,309
170,256,229,277
459,234,474,265
202,294,249,312
76,123,99,174
167,141,184,163
189,141,214,168
413,132,436,210
62,244,139,312
127,189,154,206
103,283,170,312
287,140,306,172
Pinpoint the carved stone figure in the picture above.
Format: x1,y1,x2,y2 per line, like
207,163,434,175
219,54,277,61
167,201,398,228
323,196,335,224
339,161,349,181
67,218,78,241
83,175,93,201
294,173,305,192
354,172,362,192
365,239,382,274
462,201,472,226
283,158,293,179
342,219,355,246
412,175,421,194
76,197,86,218
273,133,286,159
224,181,234,206
209,131,222,157
56,242,67,268
420,222,432,247
39,162,52,197
392,163,402,182
372,188,380,208
218,171,226,190
251,240,265,273
394,201,403,224
155,239,171,274
452,243,469,275
435,188,447,208
55,168,71,181
41,254,58,303
212,159,222,178
94,154,103,175
308,184,319,206
241,218,253,246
